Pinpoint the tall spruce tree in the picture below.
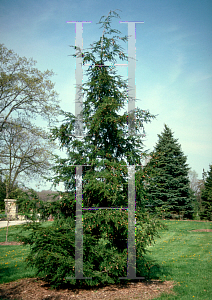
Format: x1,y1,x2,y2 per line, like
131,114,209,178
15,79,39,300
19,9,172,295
143,124,194,219
199,165,212,221
16,11,168,289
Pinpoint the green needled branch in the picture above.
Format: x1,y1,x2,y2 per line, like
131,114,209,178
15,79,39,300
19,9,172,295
100,11,110,62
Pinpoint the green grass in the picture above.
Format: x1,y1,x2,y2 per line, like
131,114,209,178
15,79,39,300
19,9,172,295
0,221,54,285
0,220,212,299
147,220,212,299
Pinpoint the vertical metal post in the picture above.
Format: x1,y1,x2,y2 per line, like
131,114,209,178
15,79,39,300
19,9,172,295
127,22,136,134
127,165,136,278
66,21,92,280
75,165,83,278
119,21,144,280
127,22,136,279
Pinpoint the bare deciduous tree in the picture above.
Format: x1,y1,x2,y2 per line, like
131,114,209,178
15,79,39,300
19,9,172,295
0,119,57,198
188,169,199,195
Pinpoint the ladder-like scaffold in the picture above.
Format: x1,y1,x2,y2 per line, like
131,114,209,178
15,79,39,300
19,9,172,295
66,19,145,280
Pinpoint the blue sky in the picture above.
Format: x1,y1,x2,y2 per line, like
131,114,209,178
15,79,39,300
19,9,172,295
0,0,212,190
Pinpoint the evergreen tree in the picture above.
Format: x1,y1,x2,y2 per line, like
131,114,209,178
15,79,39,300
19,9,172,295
143,124,194,219
199,165,212,221
17,10,168,289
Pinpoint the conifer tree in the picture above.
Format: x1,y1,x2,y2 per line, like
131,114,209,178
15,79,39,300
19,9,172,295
51,12,155,209
143,124,194,219
199,165,212,220
17,11,168,289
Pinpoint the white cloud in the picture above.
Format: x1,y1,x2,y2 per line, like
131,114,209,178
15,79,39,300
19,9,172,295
186,71,212,85
168,52,185,84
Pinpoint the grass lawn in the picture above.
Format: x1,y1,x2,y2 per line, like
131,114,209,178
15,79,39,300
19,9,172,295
0,220,211,299
145,220,212,299
0,221,53,285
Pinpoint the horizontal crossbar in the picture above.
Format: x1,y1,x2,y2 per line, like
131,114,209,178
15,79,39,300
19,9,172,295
83,64,128,67
69,164,143,166
82,207,128,210
69,165,92,166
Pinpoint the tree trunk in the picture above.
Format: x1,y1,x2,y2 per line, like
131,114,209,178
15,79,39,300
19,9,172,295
5,202,10,243
6,220,9,242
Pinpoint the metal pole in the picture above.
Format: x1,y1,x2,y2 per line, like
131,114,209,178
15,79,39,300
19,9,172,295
119,21,144,280
66,21,92,280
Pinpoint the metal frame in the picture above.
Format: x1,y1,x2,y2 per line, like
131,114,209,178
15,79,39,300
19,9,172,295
66,20,144,281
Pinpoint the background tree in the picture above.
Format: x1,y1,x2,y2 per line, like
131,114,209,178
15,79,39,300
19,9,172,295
143,124,194,219
0,43,61,133
0,118,57,199
17,10,168,289
188,170,199,195
195,178,205,216
36,189,60,202
0,181,23,210
188,169,205,219
0,43,63,202
199,165,212,221
0,174,25,220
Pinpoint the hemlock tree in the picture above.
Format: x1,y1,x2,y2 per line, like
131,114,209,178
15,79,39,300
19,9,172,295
17,10,168,289
143,124,194,219
199,165,212,221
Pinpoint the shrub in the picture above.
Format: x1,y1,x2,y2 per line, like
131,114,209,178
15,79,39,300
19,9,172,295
17,204,167,289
